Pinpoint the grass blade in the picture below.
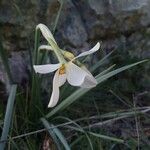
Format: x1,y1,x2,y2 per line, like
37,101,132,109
88,131,124,143
30,28,43,121
66,126,124,143
96,64,116,77
41,118,62,150
90,50,114,72
53,0,64,33
41,118,71,150
46,60,148,118
50,124,71,150
54,116,94,150
0,85,17,150
96,60,148,82
33,28,40,65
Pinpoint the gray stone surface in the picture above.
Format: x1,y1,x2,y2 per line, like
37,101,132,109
55,0,88,47
0,0,149,97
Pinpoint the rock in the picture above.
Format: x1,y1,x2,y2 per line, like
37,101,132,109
127,29,150,59
0,0,149,100
9,51,29,84
0,0,39,52
109,0,148,12
73,0,150,39
0,51,29,94
54,0,88,48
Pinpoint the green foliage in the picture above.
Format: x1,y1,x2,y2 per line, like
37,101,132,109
0,85,17,150
0,1,149,149
0,44,149,149
46,60,147,118
41,118,71,150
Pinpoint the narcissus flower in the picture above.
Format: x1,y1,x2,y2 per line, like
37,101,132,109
34,24,100,107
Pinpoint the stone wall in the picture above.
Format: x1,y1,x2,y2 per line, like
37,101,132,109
0,0,149,99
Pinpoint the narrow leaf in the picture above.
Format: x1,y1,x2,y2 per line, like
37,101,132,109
50,124,71,150
41,118,62,150
90,50,114,72
96,60,148,82
41,118,70,150
66,126,124,143
46,60,148,118
54,116,94,150
53,0,64,33
0,85,17,150
88,131,124,143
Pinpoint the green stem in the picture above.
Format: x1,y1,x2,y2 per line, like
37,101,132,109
48,39,66,64
33,29,40,65
52,0,64,33
31,28,43,119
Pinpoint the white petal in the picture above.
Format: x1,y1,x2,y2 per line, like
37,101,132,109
72,42,100,60
66,62,86,86
48,70,60,107
36,23,57,44
58,73,67,86
48,70,67,107
80,75,97,88
81,66,93,76
38,45,53,51
33,63,61,74
66,62,96,88
80,66,97,88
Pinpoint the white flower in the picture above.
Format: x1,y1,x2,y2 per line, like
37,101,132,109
34,24,100,107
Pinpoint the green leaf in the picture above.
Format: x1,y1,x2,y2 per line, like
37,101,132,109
33,28,40,65
30,28,43,121
46,60,148,118
50,124,71,150
0,85,17,150
90,50,114,72
54,116,94,150
66,126,124,143
88,132,124,143
41,118,70,150
53,0,64,33
96,60,148,82
96,64,116,77
41,118,62,150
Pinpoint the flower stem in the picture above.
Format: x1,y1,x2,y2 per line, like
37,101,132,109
33,29,40,65
48,39,66,64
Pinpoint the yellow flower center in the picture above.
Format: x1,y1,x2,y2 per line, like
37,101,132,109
59,64,66,75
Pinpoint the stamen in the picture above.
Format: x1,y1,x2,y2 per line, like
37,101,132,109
59,64,66,75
